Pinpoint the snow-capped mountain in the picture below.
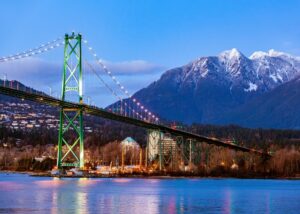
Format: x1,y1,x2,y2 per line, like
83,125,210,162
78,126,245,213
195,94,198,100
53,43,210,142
181,48,300,94
131,49,300,128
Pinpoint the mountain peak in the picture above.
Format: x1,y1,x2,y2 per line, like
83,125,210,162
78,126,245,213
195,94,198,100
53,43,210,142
131,48,300,128
249,51,268,59
268,49,292,58
219,48,244,60
250,49,295,59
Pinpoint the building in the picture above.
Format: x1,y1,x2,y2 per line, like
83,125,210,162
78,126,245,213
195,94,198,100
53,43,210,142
161,137,177,156
147,131,177,161
121,137,140,151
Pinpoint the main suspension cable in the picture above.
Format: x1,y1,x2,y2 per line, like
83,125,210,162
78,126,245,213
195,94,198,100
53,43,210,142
82,38,159,122
0,37,64,63
84,60,145,121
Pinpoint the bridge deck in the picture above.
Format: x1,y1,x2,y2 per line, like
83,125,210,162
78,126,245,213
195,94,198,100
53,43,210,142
0,86,270,157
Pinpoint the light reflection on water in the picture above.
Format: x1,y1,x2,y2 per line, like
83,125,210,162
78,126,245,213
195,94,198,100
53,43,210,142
0,174,300,214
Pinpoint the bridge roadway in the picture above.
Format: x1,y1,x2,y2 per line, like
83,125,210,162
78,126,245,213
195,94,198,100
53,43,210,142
0,85,270,157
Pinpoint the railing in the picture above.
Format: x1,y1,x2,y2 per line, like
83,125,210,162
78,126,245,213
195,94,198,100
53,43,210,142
0,84,271,157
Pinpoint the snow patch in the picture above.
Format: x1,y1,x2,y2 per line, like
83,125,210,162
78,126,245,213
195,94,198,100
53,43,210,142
244,82,258,92
201,69,208,78
276,74,283,82
268,49,289,57
269,73,283,83
249,49,295,60
219,48,243,60
269,74,278,83
249,51,268,59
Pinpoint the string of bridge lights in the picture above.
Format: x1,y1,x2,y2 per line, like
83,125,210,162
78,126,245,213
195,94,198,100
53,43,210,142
82,38,159,122
0,33,159,122
0,37,64,63
84,60,146,121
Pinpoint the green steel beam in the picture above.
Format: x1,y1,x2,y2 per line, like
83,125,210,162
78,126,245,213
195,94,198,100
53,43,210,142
158,131,163,171
57,33,84,169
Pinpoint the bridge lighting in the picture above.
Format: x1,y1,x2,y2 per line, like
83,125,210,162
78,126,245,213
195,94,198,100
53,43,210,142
93,54,97,57
44,48,48,51
141,106,144,109
121,86,124,89
83,40,88,44
89,47,92,50
145,109,148,112
112,76,116,80
137,102,140,106
50,46,54,49
25,54,29,57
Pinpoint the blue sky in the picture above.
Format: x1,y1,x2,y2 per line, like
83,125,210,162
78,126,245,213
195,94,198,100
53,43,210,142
0,0,300,106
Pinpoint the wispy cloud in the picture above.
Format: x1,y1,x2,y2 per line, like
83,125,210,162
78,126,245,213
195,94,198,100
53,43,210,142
102,60,164,75
0,58,164,81
0,57,62,90
0,57,165,106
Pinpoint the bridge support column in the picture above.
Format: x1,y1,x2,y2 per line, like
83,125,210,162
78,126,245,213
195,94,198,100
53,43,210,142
57,33,84,169
176,136,188,168
158,133,163,171
145,146,148,168
146,130,163,171
189,139,193,167
193,143,202,166
205,145,211,171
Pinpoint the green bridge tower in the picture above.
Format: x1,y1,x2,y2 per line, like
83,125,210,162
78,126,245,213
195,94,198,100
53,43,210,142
57,33,84,169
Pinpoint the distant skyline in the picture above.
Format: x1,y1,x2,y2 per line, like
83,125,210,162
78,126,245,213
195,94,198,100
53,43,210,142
1,0,300,106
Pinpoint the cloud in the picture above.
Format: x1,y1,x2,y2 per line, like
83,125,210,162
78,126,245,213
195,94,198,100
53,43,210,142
0,57,62,85
0,57,164,81
0,57,165,106
102,60,164,75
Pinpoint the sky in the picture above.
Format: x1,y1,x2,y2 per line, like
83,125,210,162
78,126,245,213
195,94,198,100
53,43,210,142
0,0,300,106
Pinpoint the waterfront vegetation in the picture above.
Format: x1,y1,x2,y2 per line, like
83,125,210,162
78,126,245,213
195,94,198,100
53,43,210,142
0,125,299,178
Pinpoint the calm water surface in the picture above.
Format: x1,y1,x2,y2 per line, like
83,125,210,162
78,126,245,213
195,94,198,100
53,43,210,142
0,173,299,214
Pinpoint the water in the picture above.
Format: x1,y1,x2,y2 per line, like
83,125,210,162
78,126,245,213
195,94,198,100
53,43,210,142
0,173,300,214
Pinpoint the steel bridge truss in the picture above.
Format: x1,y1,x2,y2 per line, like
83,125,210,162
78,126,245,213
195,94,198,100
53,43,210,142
146,131,221,172
57,33,84,169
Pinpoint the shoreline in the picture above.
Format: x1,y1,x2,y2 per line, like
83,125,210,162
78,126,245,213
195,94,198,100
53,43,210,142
1,170,300,180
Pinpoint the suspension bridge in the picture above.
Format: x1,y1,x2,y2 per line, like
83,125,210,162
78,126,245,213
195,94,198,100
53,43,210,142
0,33,270,171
